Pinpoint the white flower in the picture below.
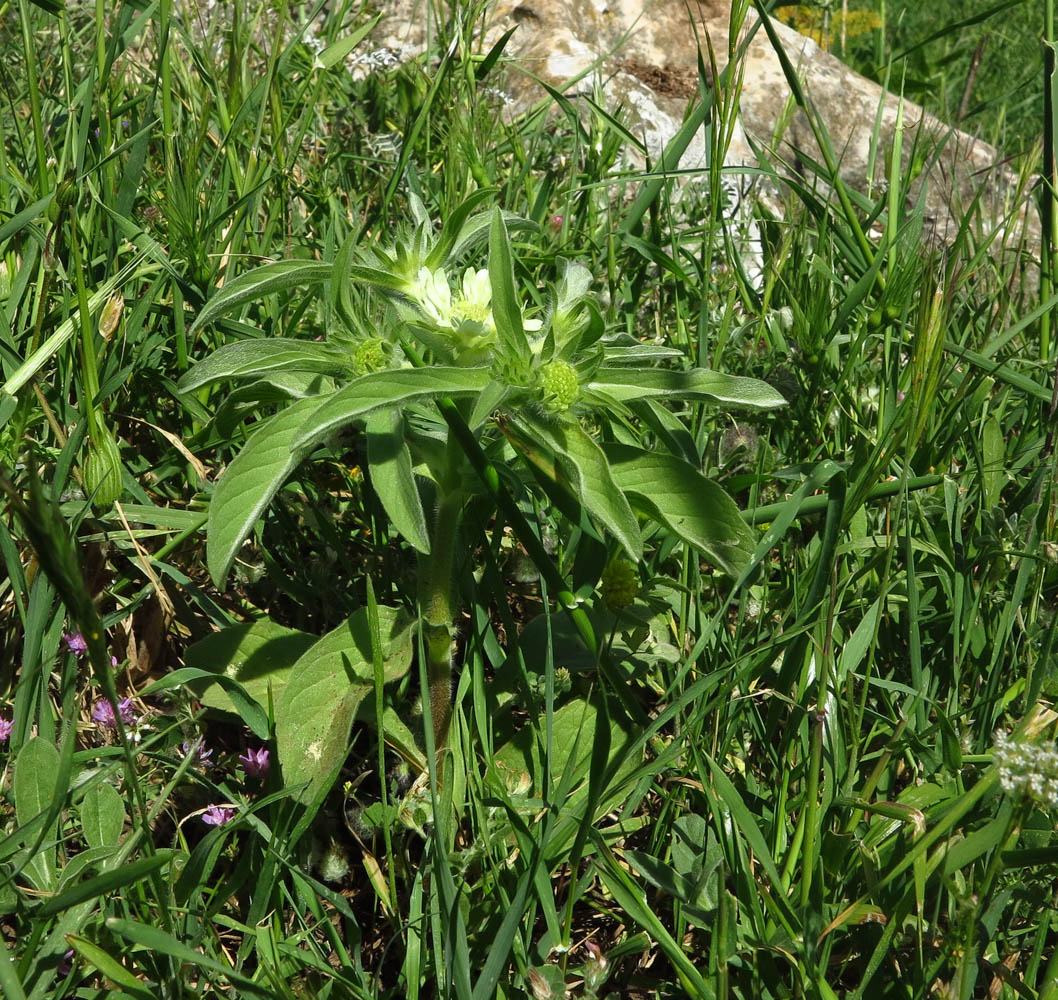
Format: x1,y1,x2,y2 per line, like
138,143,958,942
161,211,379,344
410,266,453,326
452,268,492,329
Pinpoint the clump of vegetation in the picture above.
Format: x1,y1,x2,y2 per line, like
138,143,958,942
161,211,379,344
1,0,1057,997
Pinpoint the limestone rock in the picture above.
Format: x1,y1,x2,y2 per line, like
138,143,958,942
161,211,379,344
365,0,1036,246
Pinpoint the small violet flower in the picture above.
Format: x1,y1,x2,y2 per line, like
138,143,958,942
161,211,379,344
63,632,88,657
201,804,237,827
182,739,213,769
238,746,271,778
57,948,75,977
91,697,138,728
0,715,12,741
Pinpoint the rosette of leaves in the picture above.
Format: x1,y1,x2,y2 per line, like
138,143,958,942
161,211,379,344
178,193,787,766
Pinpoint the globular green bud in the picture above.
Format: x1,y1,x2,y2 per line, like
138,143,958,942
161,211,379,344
353,337,388,374
82,425,124,509
599,558,638,609
540,359,579,411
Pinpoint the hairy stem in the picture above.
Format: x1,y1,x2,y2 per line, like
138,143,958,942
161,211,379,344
423,488,463,750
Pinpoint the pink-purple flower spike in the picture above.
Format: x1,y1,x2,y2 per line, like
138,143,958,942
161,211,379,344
239,746,270,778
63,632,88,657
201,804,237,826
91,697,138,728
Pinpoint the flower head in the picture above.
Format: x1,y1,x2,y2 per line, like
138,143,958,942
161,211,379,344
994,730,1058,809
599,558,639,609
63,632,88,657
0,715,12,741
181,738,214,769
201,804,237,827
239,746,271,778
92,697,138,728
410,265,453,326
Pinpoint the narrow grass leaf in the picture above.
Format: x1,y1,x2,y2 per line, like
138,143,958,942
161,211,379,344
592,835,713,999
105,918,275,997
38,851,176,918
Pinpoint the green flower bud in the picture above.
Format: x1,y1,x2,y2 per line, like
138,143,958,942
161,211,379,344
82,426,124,509
540,359,579,411
353,337,388,374
599,558,638,609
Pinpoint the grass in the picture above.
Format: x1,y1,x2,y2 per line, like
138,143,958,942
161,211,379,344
1,0,1058,997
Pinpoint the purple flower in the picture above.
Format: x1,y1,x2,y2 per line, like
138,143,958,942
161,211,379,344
0,716,12,741
57,948,74,977
63,632,88,657
181,739,213,769
201,804,237,826
91,697,138,728
238,746,270,778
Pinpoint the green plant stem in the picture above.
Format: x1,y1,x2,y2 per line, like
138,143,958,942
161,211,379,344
17,0,48,195
67,208,103,436
423,488,463,750
1043,0,1058,362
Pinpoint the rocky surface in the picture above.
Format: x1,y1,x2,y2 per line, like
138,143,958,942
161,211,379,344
365,0,1036,247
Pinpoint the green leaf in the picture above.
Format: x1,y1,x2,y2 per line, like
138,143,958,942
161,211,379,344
182,619,317,717
206,394,333,588
79,782,125,850
275,606,415,803
515,414,641,560
314,12,382,69
291,366,492,453
982,413,1004,509
177,339,349,393
588,366,788,409
214,372,335,438
37,851,176,918
13,737,60,892
603,442,754,576
425,189,498,270
487,208,530,366
65,935,156,1000
138,667,271,740
106,917,275,997
592,837,713,999
492,694,637,801
189,260,332,336
366,409,431,553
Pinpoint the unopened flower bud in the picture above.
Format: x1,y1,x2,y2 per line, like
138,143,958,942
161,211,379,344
353,337,388,374
599,558,638,609
82,425,124,508
541,359,579,411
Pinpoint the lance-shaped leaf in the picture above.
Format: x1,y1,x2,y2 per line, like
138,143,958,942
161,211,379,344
176,340,350,393
366,409,431,553
276,606,414,803
488,208,531,368
189,260,332,336
587,367,788,410
514,413,642,560
207,394,335,588
603,442,755,577
292,366,493,453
